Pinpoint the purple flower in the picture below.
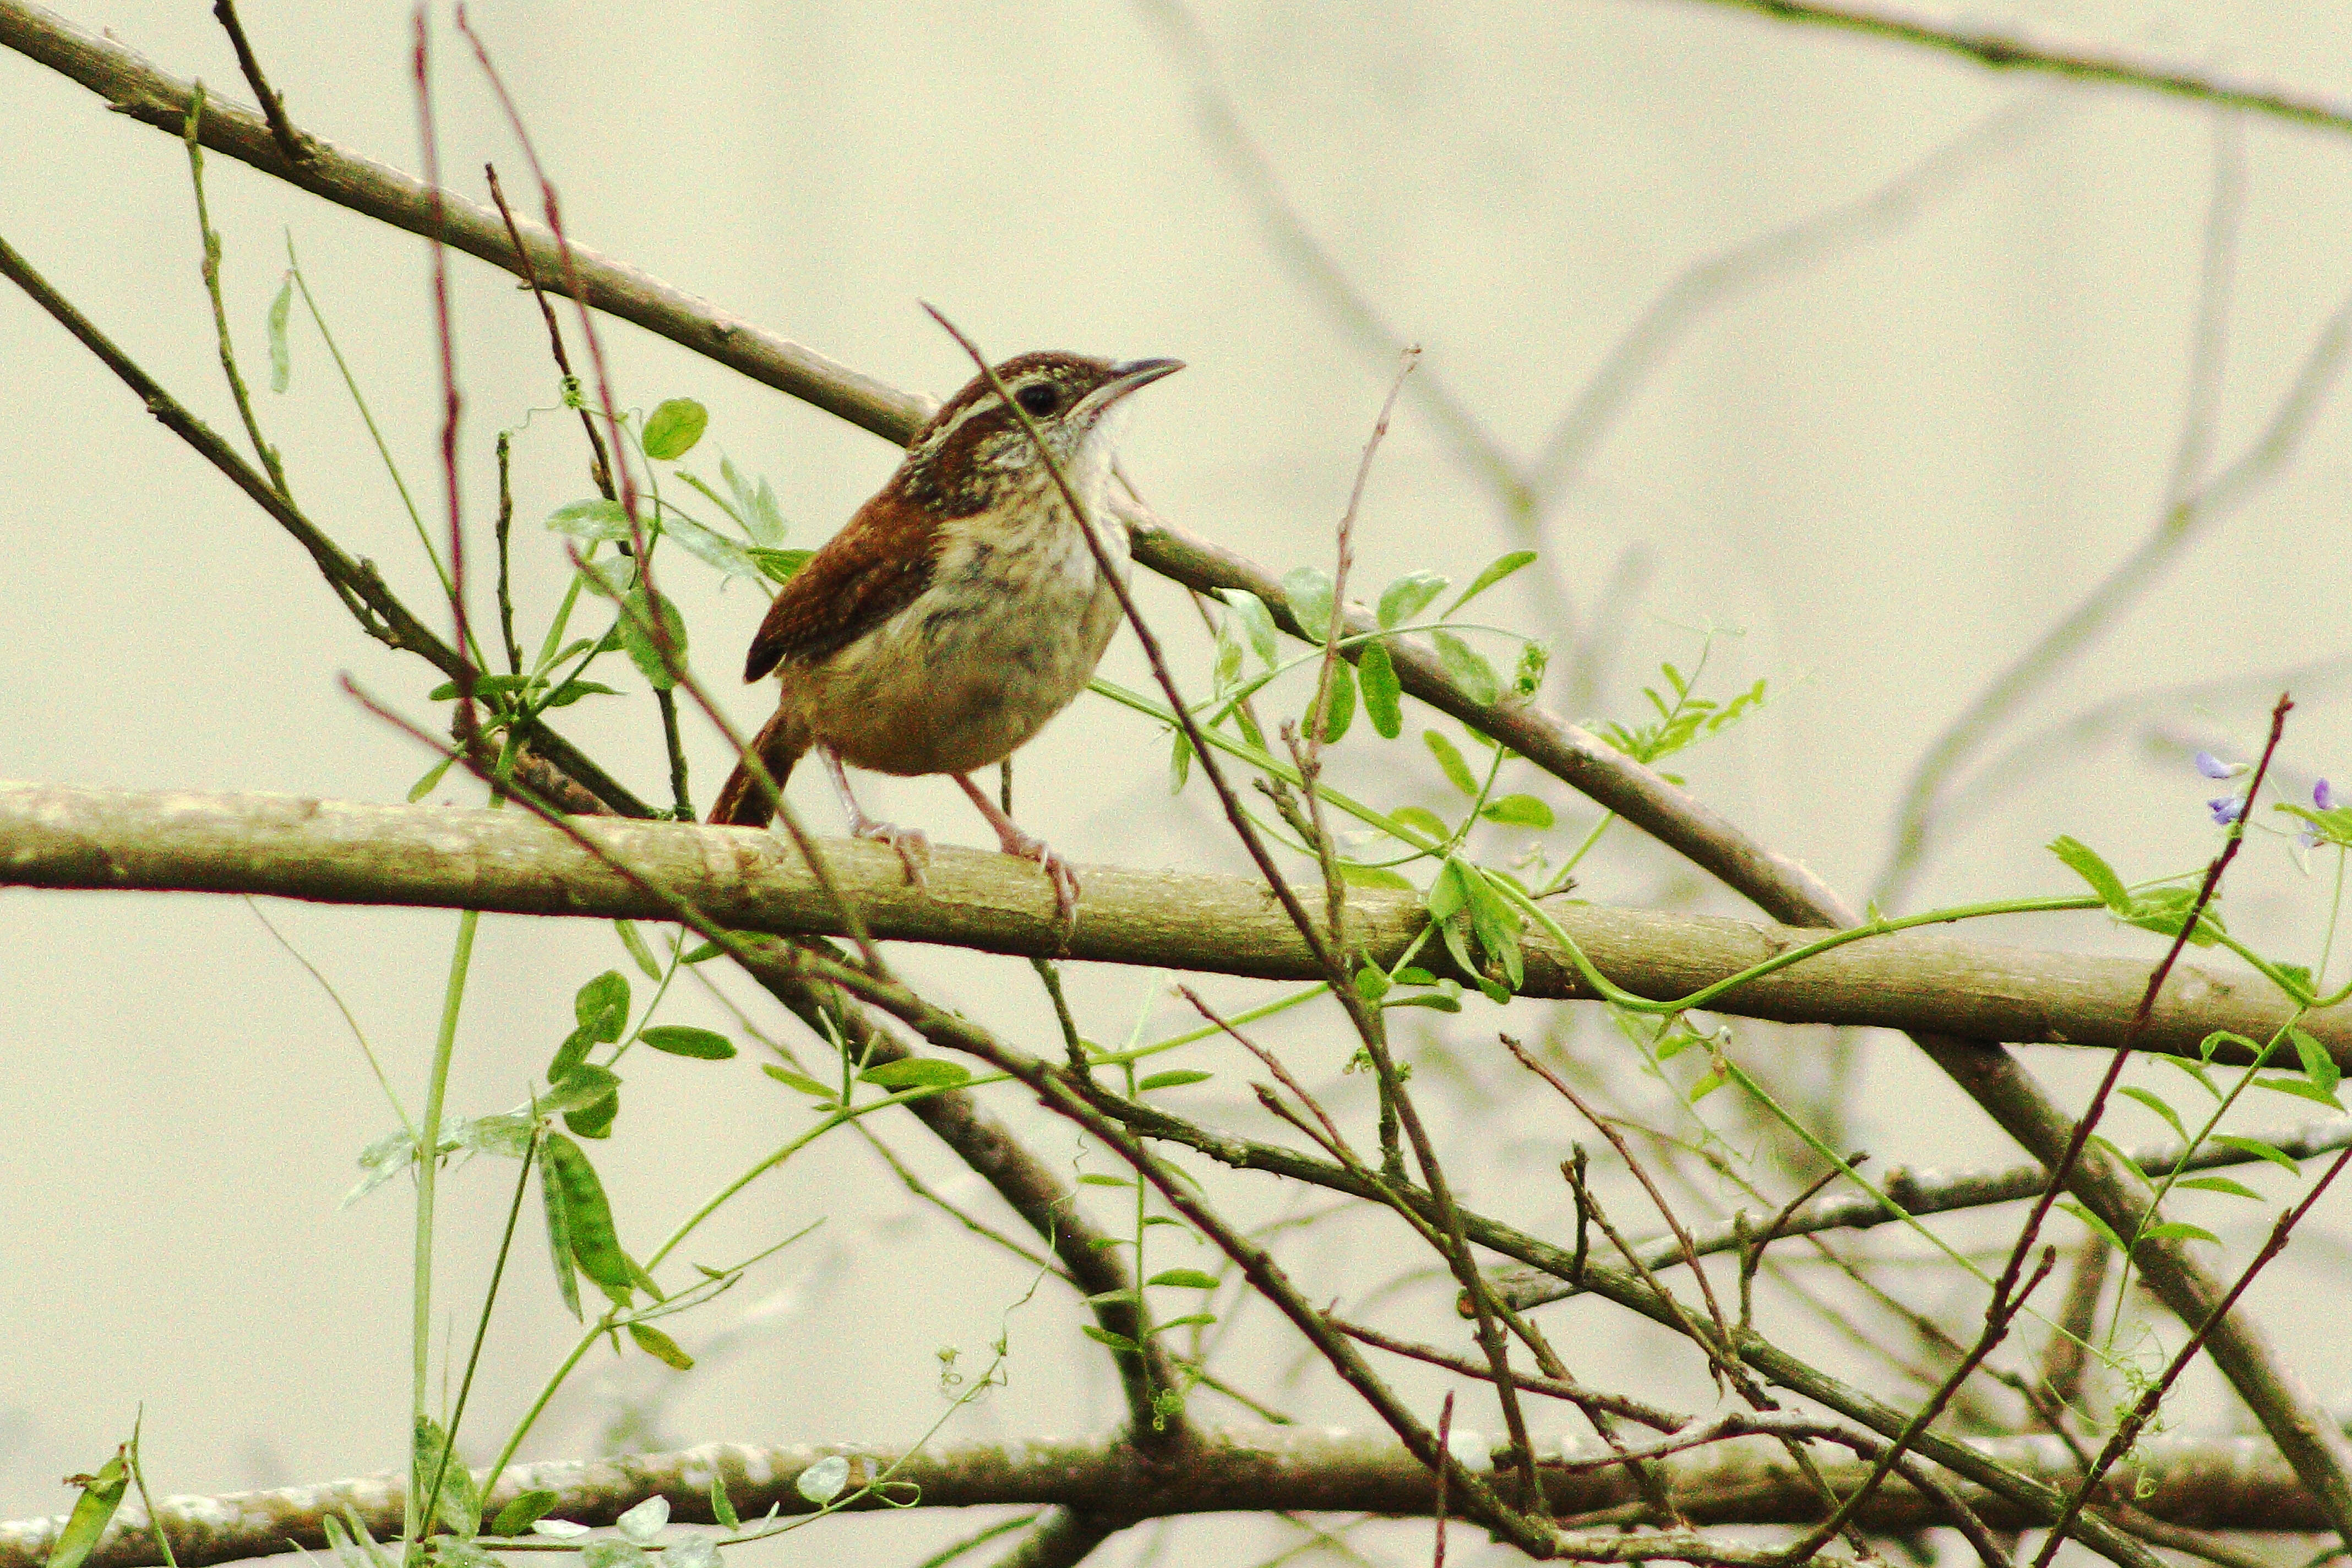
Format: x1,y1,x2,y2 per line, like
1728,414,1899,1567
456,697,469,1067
2195,751,2236,780
2301,825,2323,850
2318,778,2335,812
2209,795,2246,825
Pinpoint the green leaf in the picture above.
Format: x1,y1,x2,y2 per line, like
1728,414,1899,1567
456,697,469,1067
639,1025,737,1060
744,474,788,546
1283,566,1336,642
1384,990,1462,1012
266,272,293,394
1146,1313,1217,1335
2117,1086,2185,1141
2138,1221,2220,1245
2049,835,2130,910
1078,1173,1135,1188
575,970,631,1038
1445,549,1536,617
657,507,764,580
1424,730,1478,796
2088,1134,2150,1188
627,1320,695,1370
1391,805,1451,843
1308,660,1355,744
540,1065,623,1115
546,498,633,541
412,1412,481,1540
614,920,662,982
1458,859,1526,992
539,1144,581,1320
1429,631,1500,706
761,1063,836,1099
543,677,622,709
1480,793,1554,828
1082,1287,1141,1308
407,753,459,803
1686,1069,1726,1102
542,1134,635,1300
617,587,689,690
564,1091,619,1140
1354,963,1392,1000
2059,1199,2125,1255
708,1475,739,1532
2292,1028,2341,1097
681,939,726,965
492,1491,560,1538
2255,1074,2345,1110
750,546,813,583
1147,1268,1218,1289
1226,592,1280,668
547,1024,596,1085
641,398,708,460
1168,726,1193,793
1359,640,1403,737
1378,570,1449,629
46,1448,127,1568
1139,1069,1213,1091
2211,1134,2300,1172
1079,1325,1138,1352
858,1058,972,1091
1338,862,1414,890
2153,1053,2221,1100
2177,1175,2264,1200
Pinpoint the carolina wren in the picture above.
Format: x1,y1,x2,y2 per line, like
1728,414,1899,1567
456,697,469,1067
708,350,1183,918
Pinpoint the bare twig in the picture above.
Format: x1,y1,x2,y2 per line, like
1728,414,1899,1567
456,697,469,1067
210,0,306,165
1679,0,2352,136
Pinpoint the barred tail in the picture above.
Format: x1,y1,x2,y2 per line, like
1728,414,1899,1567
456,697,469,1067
707,705,808,826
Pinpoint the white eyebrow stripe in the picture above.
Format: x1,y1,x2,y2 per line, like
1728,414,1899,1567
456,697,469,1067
913,388,1008,455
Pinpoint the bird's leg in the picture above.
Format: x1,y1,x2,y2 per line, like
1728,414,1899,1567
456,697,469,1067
956,772,1080,923
821,745,929,886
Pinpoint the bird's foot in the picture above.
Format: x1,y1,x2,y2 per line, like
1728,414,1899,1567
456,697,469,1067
849,812,931,888
990,818,1081,925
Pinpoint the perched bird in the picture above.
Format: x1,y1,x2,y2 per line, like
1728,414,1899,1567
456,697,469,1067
707,350,1183,918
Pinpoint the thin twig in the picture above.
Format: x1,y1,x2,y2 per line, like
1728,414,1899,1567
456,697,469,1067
211,0,307,165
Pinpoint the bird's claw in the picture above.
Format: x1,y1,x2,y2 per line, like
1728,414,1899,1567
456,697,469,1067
994,822,1081,927
852,816,931,888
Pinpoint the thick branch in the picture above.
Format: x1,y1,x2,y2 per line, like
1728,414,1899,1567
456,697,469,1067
0,1425,2323,1568
6,783,2343,1065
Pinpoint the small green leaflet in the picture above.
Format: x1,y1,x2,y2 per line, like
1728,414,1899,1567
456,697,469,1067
1147,1268,1218,1289
614,919,662,981
546,498,633,541
2210,1134,2300,1172
639,1025,737,1060
617,587,689,690
762,1063,836,1099
2116,1086,2185,1140
1359,640,1402,737
858,1058,972,1090
2049,835,2129,910
1480,793,1554,828
541,1064,623,1116
1139,1069,1212,1091
1424,730,1478,796
576,970,631,1042
1339,862,1414,890
1391,804,1451,843
658,507,764,580
542,1134,636,1302
1224,591,1280,668
1378,570,1448,629
45,1447,127,1568
797,1456,851,1506
750,547,813,583
492,1491,561,1538
1429,631,1499,706
1445,550,1536,617
1308,660,1355,744
2177,1175,2263,1200
2292,1029,2341,1098
1282,566,1335,642
641,398,709,460
266,272,293,394
627,1320,695,1369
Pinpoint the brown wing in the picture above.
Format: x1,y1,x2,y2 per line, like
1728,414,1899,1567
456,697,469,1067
743,484,939,680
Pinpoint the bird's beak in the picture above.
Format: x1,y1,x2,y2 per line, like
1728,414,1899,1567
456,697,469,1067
1083,356,1185,415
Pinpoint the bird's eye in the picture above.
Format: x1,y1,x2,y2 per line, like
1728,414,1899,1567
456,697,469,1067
1016,383,1060,417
